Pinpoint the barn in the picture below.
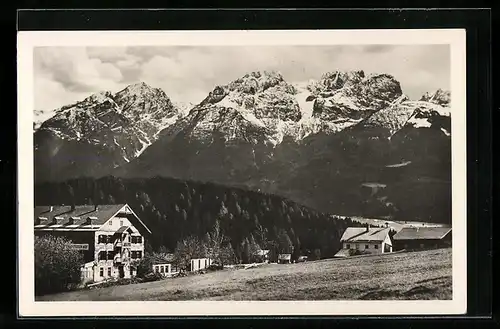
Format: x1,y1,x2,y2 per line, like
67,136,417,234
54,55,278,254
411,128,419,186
392,226,452,251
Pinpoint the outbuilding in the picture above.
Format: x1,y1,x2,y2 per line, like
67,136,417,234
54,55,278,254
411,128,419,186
392,227,452,251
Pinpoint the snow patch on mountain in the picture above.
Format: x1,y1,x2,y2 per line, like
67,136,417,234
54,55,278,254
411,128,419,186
35,82,182,169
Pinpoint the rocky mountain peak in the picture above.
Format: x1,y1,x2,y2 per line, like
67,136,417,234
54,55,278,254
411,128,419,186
419,89,451,107
198,70,301,123
311,72,403,121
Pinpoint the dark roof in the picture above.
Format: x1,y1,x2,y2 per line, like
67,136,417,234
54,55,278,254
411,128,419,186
115,226,130,234
340,227,391,242
34,204,125,229
393,227,452,241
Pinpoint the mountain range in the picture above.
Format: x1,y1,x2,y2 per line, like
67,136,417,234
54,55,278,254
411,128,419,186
34,70,451,223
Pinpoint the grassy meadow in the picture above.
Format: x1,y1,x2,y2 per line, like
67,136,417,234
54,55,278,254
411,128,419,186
37,248,452,301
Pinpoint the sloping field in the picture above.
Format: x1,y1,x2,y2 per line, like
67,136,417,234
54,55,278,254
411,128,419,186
38,248,452,301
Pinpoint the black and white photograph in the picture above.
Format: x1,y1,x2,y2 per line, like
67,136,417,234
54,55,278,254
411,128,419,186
17,29,467,316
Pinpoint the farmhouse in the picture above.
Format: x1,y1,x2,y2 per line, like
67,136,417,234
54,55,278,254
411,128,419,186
334,225,393,257
34,204,151,283
392,227,452,251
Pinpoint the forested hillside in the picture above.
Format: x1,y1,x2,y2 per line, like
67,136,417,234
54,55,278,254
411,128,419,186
35,176,366,261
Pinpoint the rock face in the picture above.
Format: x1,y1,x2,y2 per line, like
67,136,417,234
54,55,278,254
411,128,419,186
34,70,452,224
310,72,403,121
34,82,180,182
419,89,451,107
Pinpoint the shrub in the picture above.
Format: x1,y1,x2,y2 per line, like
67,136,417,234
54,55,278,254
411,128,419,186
34,235,84,296
142,271,164,283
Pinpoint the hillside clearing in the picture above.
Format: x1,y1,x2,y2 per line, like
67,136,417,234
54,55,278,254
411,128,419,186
38,248,452,301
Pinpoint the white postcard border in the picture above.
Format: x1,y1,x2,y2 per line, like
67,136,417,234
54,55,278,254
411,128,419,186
17,29,467,316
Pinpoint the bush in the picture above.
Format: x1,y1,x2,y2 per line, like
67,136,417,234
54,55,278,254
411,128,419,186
34,235,84,295
206,264,224,271
142,271,164,283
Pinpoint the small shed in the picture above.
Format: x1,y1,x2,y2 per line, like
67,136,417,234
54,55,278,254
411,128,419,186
392,227,452,251
190,258,212,272
278,253,291,264
255,249,270,262
151,253,175,276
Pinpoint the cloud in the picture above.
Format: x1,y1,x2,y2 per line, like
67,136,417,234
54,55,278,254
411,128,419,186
34,47,128,111
33,45,450,112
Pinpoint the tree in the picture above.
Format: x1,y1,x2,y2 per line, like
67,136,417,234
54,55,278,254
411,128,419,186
204,219,234,267
246,234,261,263
277,229,294,254
34,235,84,295
173,235,205,272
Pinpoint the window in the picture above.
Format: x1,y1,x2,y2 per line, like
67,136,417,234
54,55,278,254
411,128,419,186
120,220,124,226
99,268,104,277
355,244,359,249
109,220,113,226
106,235,112,244
160,266,164,273
374,245,379,249
198,259,201,269
130,268,133,276
365,245,369,249
132,236,143,244
131,251,143,259
98,251,107,261
107,268,111,277
346,244,350,249
154,265,159,273
107,251,114,260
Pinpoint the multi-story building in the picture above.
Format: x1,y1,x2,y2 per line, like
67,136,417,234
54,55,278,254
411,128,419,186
34,203,151,283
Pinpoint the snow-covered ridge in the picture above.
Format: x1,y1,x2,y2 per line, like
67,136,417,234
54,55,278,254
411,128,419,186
176,70,452,147
35,81,182,164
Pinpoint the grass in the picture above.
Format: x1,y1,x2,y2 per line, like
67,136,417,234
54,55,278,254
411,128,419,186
37,248,452,301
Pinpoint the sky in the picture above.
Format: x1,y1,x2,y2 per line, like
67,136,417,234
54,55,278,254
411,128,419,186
34,45,450,113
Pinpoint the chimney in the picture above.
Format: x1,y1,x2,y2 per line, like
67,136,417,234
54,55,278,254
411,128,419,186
71,204,75,211
366,224,370,232
49,205,53,212
94,204,98,211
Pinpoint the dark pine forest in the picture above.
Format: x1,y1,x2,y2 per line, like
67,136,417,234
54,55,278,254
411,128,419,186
34,176,368,262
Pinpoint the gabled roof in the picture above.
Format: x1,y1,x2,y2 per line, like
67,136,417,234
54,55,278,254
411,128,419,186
34,204,151,233
340,227,391,242
115,226,131,234
34,204,125,230
393,227,452,241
